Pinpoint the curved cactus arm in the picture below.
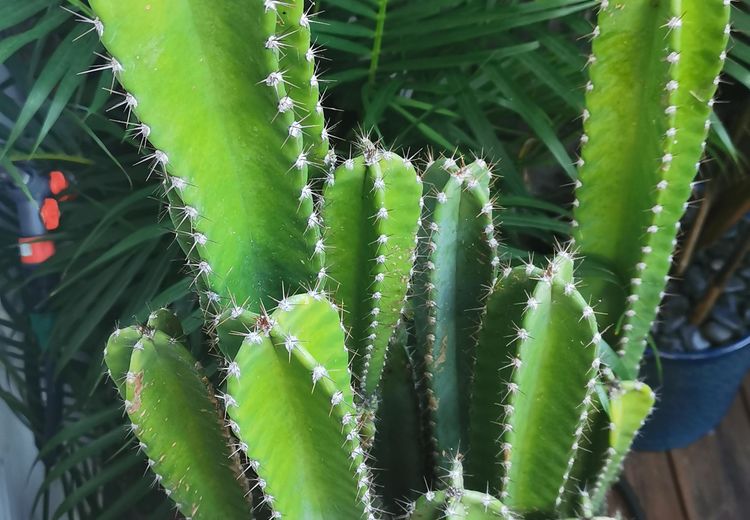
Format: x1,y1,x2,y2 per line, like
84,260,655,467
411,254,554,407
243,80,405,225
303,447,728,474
322,145,422,397
104,326,142,399
124,331,252,519
590,381,655,511
503,256,600,515
90,0,321,311
466,265,540,494
618,0,731,374
226,298,371,519
414,157,498,466
271,292,356,408
275,1,332,172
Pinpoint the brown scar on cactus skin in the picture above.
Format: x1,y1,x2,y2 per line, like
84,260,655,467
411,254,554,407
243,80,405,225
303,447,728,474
435,337,448,369
128,371,144,414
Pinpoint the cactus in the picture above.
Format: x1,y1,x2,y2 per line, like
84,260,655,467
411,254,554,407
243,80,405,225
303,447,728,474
321,144,422,398
90,0,323,312
105,323,252,519
86,0,733,518
413,157,497,466
574,0,731,377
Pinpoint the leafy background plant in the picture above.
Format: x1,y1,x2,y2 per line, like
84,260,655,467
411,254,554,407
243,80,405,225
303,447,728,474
0,0,747,518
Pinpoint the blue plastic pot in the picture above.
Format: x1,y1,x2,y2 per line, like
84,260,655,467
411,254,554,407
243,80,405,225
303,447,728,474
634,335,750,451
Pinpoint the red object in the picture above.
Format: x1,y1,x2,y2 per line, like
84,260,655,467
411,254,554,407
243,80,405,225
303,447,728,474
18,237,55,265
49,170,68,195
40,198,60,230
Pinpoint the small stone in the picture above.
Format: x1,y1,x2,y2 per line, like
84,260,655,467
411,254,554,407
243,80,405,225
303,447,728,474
662,336,685,353
662,294,690,319
712,302,743,333
742,306,750,324
664,314,687,335
689,329,712,351
724,276,746,294
701,321,734,345
710,258,724,272
684,266,708,298
739,267,750,281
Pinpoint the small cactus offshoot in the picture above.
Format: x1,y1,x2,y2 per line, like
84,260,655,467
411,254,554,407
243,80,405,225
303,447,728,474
89,0,729,518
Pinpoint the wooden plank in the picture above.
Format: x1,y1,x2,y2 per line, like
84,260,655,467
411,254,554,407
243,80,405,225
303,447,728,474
669,388,750,520
742,373,750,415
607,486,631,519
618,451,685,520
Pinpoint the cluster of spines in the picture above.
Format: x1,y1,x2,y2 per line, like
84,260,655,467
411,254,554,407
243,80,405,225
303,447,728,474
405,456,515,519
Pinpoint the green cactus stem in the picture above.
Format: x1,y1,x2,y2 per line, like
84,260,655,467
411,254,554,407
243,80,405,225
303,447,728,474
409,458,513,519
90,0,322,312
321,143,422,397
116,329,252,518
465,264,539,494
466,253,601,516
590,381,655,511
574,0,731,376
372,320,428,513
146,307,184,339
226,294,370,519
414,156,498,466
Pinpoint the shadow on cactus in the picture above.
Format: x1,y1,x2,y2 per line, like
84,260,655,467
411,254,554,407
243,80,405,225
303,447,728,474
85,0,730,518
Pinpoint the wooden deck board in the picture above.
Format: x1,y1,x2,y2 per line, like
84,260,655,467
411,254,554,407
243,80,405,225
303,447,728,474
614,373,750,520
670,390,750,520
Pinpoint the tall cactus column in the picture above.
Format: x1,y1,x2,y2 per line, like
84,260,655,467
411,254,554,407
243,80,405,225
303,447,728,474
414,157,498,466
90,0,325,312
321,142,422,398
573,0,731,376
467,254,600,516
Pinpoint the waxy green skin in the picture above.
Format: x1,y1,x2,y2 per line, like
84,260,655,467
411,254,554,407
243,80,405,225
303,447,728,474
91,0,320,312
466,267,538,494
574,0,731,376
322,149,422,397
121,330,251,519
618,0,731,373
414,157,496,466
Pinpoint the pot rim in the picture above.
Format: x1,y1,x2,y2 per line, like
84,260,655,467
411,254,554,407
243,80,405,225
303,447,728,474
647,332,750,362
